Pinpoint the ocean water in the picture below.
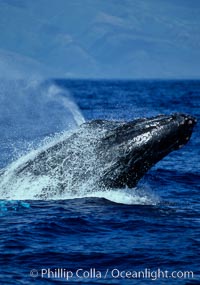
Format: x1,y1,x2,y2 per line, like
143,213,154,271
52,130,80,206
0,79,199,284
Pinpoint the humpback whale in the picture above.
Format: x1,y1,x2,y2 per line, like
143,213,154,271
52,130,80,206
0,113,196,198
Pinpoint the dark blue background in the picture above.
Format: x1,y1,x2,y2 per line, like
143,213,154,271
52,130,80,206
0,80,199,284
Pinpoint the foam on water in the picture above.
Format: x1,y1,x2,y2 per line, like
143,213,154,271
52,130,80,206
60,188,158,205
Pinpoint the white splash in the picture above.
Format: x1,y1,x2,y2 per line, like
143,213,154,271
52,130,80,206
0,84,158,205
60,187,158,205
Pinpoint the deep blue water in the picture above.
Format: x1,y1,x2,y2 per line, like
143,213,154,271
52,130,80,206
0,80,200,284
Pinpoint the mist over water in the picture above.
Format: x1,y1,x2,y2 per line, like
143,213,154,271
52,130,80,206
0,79,84,165
0,79,85,199
0,79,84,138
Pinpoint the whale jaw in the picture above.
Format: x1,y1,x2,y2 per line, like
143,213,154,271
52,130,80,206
99,113,197,188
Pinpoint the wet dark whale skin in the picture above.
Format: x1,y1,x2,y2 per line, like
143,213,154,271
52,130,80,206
98,113,196,188
15,113,197,190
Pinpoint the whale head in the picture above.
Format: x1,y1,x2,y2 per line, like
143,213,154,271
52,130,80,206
84,113,197,188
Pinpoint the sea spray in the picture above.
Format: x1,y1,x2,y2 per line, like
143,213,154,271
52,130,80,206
0,121,158,205
0,79,84,167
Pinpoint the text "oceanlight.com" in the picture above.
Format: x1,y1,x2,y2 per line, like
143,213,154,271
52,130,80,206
30,267,194,281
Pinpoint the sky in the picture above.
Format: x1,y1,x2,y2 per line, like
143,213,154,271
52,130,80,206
0,0,200,79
